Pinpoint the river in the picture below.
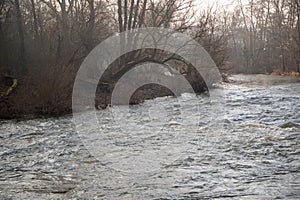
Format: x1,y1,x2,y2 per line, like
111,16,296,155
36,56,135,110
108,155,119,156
0,74,300,199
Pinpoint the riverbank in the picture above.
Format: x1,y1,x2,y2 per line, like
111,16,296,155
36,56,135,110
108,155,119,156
0,75,208,119
229,73,300,86
2,73,299,120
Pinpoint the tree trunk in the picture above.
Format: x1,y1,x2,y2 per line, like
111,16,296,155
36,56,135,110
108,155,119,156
123,0,128,31
296,0,300,72
118,0,123,32
138,0,147,28
58,0,68,59
15,0,26,75
61,0,67,38
30,0,39,40
128,0,135,30
132,0,140,29
86,0,95,50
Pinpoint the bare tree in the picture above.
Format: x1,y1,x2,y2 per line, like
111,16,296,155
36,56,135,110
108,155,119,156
14,0,26,74
30,0,39,40
295,0,300,72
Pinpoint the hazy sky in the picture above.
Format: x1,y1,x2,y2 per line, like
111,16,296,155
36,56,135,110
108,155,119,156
195,0,236,11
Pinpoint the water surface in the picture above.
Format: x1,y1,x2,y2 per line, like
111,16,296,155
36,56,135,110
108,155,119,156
0,74,300,199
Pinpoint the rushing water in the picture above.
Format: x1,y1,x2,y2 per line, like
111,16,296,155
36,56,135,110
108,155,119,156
0,74,300,199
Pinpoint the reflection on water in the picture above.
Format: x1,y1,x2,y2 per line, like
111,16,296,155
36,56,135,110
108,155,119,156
0,74,300,199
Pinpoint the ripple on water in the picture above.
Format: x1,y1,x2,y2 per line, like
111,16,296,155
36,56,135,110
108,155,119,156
1,75,300,199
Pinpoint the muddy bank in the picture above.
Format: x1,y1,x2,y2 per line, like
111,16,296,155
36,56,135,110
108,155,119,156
95,84,176,109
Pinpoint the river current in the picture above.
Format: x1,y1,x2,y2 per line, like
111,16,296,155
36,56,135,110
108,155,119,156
0,74,299,199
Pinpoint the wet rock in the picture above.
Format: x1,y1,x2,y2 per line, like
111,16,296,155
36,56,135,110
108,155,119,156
97,104,108,110
223,119,231,124
279,122,300,128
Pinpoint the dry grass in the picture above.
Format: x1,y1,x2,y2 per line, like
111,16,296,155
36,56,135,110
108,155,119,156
271,69,300,76
0,61,77,118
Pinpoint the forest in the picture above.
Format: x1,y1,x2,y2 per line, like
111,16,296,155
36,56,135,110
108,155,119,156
0,0,299,118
